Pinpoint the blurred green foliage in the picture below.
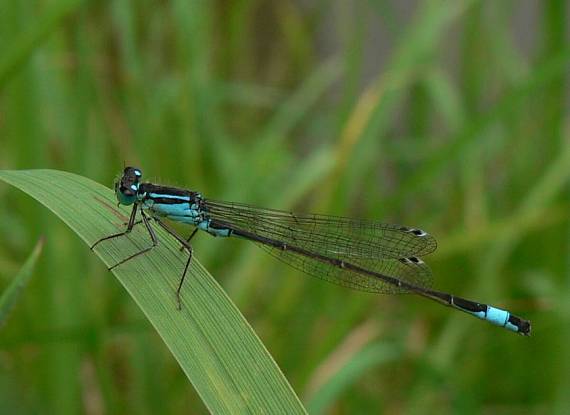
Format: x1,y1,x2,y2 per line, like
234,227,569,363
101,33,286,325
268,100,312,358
0,0,568,414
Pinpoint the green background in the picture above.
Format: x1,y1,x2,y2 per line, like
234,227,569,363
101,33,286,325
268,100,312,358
0,0,568,413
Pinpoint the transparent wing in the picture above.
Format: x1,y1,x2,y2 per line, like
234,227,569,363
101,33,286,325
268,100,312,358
257,243,433,294
204,200,437,261
204,199,436,294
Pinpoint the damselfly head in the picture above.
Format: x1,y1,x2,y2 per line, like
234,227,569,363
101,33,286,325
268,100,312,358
114,166,142,206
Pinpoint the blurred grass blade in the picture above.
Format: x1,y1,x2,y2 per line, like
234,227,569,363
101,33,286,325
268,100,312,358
0,169,306,415
387,47,570,209
0,237,44,328
0,0,85,88
306,344,399,415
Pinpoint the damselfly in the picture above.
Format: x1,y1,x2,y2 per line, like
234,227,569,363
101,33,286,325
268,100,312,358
91,167,531,335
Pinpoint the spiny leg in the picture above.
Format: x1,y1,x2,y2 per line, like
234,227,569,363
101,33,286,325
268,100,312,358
108,210,158,270
179,228,199,252
153,218,195,310
91,203,139,250
126,219,143,227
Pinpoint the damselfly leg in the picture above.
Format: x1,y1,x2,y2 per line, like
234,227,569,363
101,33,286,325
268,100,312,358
91,203,139,249
108,210,158,271
91,203,197,309
179,228,199,252
91,205,159,270
152,218,196,309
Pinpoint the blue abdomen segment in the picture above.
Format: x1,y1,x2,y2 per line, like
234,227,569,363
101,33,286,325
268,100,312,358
451,296,528,334
467,306,512,330
197,219,232,237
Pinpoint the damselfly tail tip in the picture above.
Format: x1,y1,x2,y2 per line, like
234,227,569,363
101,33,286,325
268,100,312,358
510,315,531,336
520,321,531,336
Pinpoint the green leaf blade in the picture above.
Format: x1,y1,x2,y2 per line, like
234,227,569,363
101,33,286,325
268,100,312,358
0,169,306,415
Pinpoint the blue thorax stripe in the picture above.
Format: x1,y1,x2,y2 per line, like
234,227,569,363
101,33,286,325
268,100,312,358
149,192,190,202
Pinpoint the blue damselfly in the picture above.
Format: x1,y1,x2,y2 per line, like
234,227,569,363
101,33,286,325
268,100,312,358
91,167,531,335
